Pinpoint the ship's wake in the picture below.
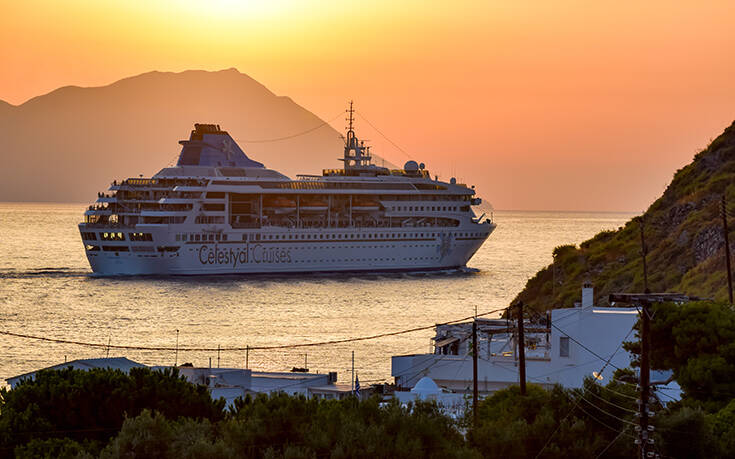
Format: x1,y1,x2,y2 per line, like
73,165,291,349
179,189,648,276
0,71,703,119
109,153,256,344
0,267,90,279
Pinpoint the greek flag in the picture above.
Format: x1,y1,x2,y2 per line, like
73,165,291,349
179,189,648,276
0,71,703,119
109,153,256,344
354,374,360,397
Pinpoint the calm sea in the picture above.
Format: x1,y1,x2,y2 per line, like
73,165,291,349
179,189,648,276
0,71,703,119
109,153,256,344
0,203,635,386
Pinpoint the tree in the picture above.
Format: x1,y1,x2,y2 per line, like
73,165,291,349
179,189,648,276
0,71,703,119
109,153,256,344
624,301,735,410
224,393,475,459
100,410,233,459
0,367,225,455
468,383,637,459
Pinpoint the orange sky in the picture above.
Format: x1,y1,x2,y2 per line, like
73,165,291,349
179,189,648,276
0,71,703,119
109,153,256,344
2,0,735,211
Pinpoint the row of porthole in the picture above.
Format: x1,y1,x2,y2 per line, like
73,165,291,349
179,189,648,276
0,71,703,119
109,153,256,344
178,233,227,242
251,232,439,241
293,258,397,263
389,205,463,212
286,245,437,250
174,230,485,243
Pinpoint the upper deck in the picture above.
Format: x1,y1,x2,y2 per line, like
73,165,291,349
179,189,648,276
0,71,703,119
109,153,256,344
83,117,490,230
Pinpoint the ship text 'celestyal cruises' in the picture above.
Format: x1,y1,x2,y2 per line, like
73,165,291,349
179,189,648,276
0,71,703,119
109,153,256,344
79,105,496,275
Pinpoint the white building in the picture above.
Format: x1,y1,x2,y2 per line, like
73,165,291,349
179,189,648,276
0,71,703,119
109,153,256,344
393,376,467,419
392,285,681,400
6,359,350,408
6,357,146,389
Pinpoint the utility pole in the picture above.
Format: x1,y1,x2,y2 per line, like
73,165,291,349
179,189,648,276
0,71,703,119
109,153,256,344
351,351,355,393
638,218,652,458
639,300,652,459
472,317,479,427
722,195,733,305
516,302,527,396
175,329,179,367
245,345,249,369
640,217,649,294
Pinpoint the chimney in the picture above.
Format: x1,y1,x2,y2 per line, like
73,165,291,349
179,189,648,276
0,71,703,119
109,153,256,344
581,283,594,308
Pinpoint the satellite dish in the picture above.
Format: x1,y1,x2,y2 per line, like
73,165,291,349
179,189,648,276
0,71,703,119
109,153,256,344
404,160,419,172
419,163,425,170
450,177,457,185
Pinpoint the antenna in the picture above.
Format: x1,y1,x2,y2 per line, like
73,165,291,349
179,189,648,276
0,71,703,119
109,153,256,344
346,100,355,133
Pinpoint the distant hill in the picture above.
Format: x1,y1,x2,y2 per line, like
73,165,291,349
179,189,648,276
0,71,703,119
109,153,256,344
514,122,735,308
0,69,344,202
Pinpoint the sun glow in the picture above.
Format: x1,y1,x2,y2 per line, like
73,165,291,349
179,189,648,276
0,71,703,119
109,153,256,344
175,0,306,22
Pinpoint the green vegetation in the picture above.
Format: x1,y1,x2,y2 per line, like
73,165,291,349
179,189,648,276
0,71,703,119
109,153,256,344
469,382,637,458
98,395,476,459
513,121,735,310
0,370,476,458
0,367,224,456
1,361,734,457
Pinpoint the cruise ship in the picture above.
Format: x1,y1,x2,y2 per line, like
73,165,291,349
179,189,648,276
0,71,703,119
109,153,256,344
79,107,496,275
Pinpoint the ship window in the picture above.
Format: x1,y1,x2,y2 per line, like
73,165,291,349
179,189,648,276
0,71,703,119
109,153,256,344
85,245,100,251
242,234,247,241
560,337,570,357
102,245,129,252
102,232,126,241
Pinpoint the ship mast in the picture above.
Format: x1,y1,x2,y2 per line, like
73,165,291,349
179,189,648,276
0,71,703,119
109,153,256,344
341,101,371,170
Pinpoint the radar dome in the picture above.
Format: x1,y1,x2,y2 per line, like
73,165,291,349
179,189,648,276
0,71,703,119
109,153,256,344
404,160,419,172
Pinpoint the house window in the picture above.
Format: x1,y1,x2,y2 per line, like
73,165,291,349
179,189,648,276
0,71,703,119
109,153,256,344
560,336,570,357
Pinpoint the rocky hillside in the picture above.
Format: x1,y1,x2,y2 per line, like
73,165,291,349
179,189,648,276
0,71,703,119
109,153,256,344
514,121,735,309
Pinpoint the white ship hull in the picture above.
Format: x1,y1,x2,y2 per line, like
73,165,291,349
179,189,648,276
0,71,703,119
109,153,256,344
84,226,493,276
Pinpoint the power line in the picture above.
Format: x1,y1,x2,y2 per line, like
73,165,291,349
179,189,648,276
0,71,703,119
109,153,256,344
235,113,344,143
0,307,507,353
598,382,638,401
595,426,630,458
528,308,624,372
575,401,637,438
579,395,637,426
533,319,635,457
355,111,412,159
583,387,638,414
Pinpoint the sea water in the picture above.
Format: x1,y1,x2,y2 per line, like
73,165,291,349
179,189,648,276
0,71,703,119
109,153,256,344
0,203,635,385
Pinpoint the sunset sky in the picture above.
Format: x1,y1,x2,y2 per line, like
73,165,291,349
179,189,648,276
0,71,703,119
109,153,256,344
2,0,735,211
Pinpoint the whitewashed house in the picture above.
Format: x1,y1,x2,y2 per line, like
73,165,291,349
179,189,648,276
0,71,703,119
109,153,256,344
392,284,681,400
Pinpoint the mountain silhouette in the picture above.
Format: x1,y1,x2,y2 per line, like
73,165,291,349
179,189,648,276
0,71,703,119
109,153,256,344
0,69,344,202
